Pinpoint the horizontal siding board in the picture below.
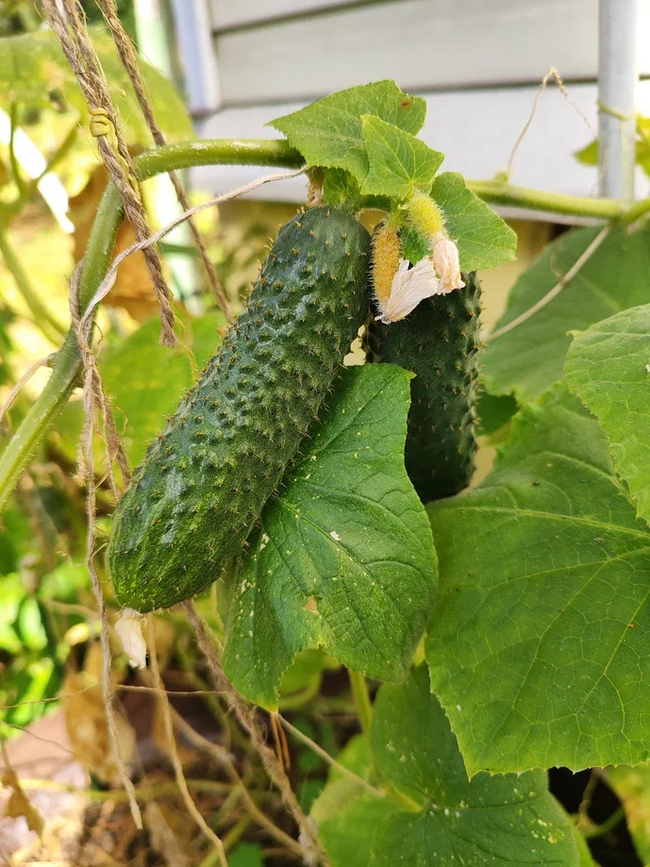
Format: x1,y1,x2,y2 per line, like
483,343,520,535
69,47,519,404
209,0,363,31
193,81,650,211
213,0,610,105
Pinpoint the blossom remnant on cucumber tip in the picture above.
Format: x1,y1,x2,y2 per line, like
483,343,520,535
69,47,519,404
431,233,465,295
375,257,438,323
115,607,147,668
373,191,465,323
374,233,464,323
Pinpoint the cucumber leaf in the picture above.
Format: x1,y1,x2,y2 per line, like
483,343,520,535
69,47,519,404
322,168,363,211
360,115,444,199
431,172,517,271
566,304,650,527
476,388,518,436
227,843,264,867
483,225,650,402
222,365,437,709
313,668,582,866
426,385,650,774
270,80,426,183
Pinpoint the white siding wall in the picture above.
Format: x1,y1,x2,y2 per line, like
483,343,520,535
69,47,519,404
174,0,650,205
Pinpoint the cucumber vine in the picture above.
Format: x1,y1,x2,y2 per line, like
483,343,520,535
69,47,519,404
3,69,650,867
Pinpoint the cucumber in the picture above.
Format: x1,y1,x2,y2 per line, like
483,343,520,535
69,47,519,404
109,207,370,611
368,273,481,502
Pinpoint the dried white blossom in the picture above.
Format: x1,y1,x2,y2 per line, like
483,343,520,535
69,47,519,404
115,608,147,668
375,257,439,323
431,234,465,294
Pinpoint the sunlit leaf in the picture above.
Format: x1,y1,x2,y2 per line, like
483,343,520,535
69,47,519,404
222,366,437,709
270,80,426,183
566,303,650,526
431,173,517,271
360,115,443,199
426,385,650,774
0,28,193,144
483,225,650,402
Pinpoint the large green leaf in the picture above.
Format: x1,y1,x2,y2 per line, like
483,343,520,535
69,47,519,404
426,385,650,775
270,80,426,183
313,668,582,866
312,736,394,867
431,172,517,271
360,115,443,199
483,226,650,402
222,365,437,710
371,667,582,866
0,28,193,144
476,388,518,436
566,304,650,527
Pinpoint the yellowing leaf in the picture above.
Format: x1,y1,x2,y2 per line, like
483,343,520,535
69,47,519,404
2,769,45,836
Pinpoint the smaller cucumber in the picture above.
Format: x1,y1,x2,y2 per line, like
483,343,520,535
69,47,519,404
368,273,482,502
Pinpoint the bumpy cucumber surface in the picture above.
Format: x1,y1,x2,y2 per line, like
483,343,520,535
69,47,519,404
109,207,370,611
368,273,481,502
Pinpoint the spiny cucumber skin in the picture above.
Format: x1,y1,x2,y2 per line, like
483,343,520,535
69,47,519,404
368,273,481,502
109,208,370,611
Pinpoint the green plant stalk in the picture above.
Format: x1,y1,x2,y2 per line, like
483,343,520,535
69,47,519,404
0,229,67,342
349,669,373,734
0,139,303,515
582,805,625,839
9,103,27,201
467,179,626,220
620,194,650,224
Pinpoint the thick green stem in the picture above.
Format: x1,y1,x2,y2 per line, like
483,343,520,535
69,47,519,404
467,179,626,220
0,139,302,514
349,669,373,734
621,194,650,224
9,103,27,201
0,228,67,342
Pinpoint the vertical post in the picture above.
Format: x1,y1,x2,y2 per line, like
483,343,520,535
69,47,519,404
134,0,200,309
598,0,639,201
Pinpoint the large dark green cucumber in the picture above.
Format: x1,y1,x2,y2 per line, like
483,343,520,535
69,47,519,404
368,273,481,502
109,207,370,611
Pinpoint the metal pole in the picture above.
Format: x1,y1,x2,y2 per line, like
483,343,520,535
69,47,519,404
598,0,639,201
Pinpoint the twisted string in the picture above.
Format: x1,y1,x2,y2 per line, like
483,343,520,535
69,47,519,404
95,0,233,322
42,0,177,347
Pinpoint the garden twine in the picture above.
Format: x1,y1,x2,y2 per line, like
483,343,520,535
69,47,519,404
95,0,234,323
